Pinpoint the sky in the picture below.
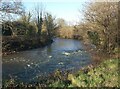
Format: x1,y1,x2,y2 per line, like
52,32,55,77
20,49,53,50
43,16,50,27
22,0,88,25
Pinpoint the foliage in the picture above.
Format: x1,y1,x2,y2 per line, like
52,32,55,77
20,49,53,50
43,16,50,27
0,0,24,22
78,2,118,53
44,13,58,39
50,59,119,87
1,0,25,37
18,12,37,36
0,0,24,14
57,25,74,39
2,21,13,36
34,4,44,37
2,20,37,36
56,18,83,40
87,31,100,46
2,4,58,53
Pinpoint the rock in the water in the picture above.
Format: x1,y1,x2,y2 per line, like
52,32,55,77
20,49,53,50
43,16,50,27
27,64,30,67
62,52,70,56
48,55,52,58
58,62,64,65
78,50,82,53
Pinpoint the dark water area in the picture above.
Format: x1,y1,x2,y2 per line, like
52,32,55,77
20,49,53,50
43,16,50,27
2,38,92,83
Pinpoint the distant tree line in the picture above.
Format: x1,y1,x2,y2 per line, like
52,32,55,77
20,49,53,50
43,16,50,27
56,18,83,40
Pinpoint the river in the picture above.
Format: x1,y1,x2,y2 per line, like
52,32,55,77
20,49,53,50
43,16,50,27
2,38,92,83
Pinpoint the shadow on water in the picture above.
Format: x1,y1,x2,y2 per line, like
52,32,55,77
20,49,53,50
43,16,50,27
2,38,92,83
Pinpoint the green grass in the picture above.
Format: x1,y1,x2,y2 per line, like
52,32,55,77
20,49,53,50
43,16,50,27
50,59,119,87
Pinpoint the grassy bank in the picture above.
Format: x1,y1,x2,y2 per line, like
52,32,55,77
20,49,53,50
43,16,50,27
50,58,119,87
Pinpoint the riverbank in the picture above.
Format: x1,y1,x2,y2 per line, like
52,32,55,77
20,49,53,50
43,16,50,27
50,58,119,87
57,36,83,40
2,36,53,56
2,58,119,88
2,35,83,56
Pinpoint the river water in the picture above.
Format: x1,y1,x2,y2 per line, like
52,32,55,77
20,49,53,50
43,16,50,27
2,38,92,83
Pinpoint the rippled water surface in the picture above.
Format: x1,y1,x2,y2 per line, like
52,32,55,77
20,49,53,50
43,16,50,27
2,38,92,83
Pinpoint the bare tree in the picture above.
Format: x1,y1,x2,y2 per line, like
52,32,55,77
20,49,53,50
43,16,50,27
0,0,24,21
0,0,24,36
44,12,58,39
81,2,118,53
17,11,33,36
34,3,44,37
